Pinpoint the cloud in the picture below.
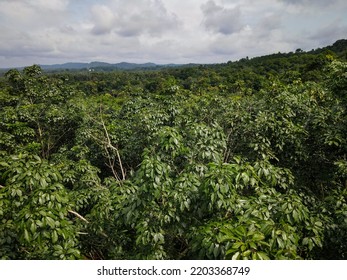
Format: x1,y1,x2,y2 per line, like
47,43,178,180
89,0,180,37
91,5,115,35
0,0,346,68
258,14,281,30
199,0,287,60
0,0,182,66
201,0,243,35
278,0,342,8
309,20,347,46
0,0,68,10
0,0,69,30
26,0,69,11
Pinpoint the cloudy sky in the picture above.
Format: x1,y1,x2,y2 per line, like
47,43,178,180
0,0,346,68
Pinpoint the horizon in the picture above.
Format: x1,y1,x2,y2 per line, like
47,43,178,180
1,38,346,70
1,0,347,68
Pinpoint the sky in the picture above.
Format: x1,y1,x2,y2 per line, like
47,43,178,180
0,0,346,68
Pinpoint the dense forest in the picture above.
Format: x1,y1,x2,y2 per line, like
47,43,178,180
1,39,347,260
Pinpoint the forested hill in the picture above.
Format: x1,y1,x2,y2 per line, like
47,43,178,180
39,38,347,73
208,38,347,82
1,39,346,74
38,61,181,71
235,38,347,63
0,39,347,260
38,38,347,72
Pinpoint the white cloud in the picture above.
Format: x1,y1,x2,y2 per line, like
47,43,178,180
91,5,115,35
201,0,243,35
279,0,338,6
26,0,69,11
0,0,346,67
89,0,180,37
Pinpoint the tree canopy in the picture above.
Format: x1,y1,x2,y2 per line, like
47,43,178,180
1,40,347,260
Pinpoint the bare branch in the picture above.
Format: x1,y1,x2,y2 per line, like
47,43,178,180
68,210,89,223
88,132,107,146
99,105,126,181
84,104,126,182
104,145,122,182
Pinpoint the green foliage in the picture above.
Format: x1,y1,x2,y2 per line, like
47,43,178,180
0,65,82,158
1,48,347,260
0,154,80,259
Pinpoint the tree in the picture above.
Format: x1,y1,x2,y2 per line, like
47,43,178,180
1,48,347,259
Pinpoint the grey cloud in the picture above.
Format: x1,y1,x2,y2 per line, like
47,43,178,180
201,0,243,35
59,25,76,34
0,0,68,10
1,0,346,68
279,0,338,6
91,5,115,35
253,14,282,38
0,0,70,31
309,20,347,46
26,0,69,11
259,14,281,30
90,0,180,37
0,29,54,59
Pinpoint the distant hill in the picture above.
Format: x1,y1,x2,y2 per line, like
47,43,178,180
1,39,346,73
38,61,182,71
39,39,347,72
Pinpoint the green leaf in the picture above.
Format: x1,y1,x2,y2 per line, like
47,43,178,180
234,226,246,238
30,222,37,234
52,230,58,243
293,209,299,222
24,228,30,242
257,252,270,260
46,216,56,228
39,210,47,217
213,244,220,258
16,189,22,197
232,251,240,260
40,177,48,188
242,250,252,257
308,239,314,251
252,233,265,241
241,172,250,184
208,243,214,255
232,242,243,249
277,237,284,248
249,242,257,250
315,221,323,227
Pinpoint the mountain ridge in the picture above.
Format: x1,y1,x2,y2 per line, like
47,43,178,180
1,39,346,72
38,61,179,71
